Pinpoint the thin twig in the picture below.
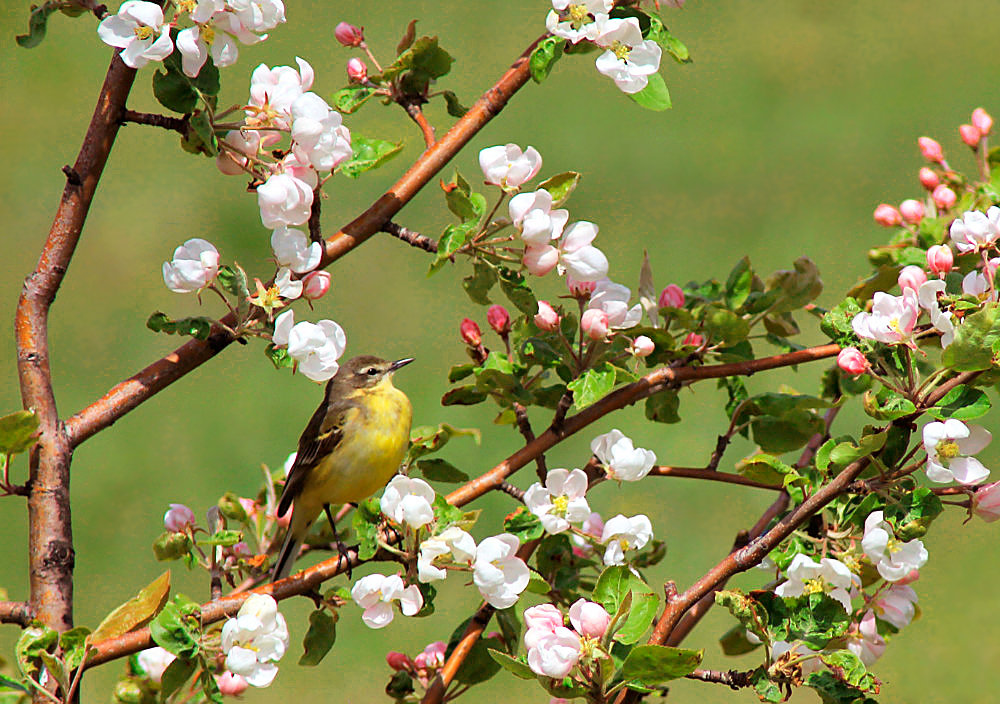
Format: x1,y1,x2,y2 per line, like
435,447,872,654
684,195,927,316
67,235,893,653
381,221,438,253
684,668,754,689
647,466,783,491
512,403,546,482
120,109,187,133
402,101,436,148
0,601,31,626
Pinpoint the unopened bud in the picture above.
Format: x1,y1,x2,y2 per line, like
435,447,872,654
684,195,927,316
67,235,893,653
302,271,331,300
682,332,704,347
926,244,954,277
918,167,940,191
153,531,193,561
414,642,446,670
897,265,927,293
873,204,902,227
972,481,1000,522
534,301,560,331
566,276,596,298
164,503,196,533
487,304,511,335
460,318,482,347
347,57,367,83
658,283,685,309
581,309,609,341
630,335,655,357
959,123,982,148
215,672,249,696
522,245,559,277
972,107,994,136
932,184,957,210
837,347,869,376
899,199,925,224
386,651,413,671
334,21,364,47
918,136,944,163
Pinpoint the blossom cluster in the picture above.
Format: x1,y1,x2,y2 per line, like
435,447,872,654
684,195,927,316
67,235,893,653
522,599,611,678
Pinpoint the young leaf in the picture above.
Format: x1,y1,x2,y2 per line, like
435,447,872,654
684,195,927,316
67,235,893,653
0,410,39,455
351,498,381,561
149,598,200,658
153,51,219,114
644,391,681,424
416,458,469,483
339,136,404,179
88,571,171,644
567,364,615,409
159,657,197,699
928,385,992,420
497,267,538,315
529,36,565,83
15,2,60,48
942,303,1000,371
503,507,544,542
487,649,534,679
626,72,671,111
299,609,337,666
331,84,377,114
463,259,498,305
441,90,469,117
537,171,582,207
622,645,702,686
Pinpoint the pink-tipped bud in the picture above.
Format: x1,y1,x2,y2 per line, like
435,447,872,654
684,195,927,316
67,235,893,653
926,245,954,277
932,184,957,210
566,276,596,298
658,283,685,309
899,199,925,224
895,569,921,586
972,107,994,136
534,301,560,331
569,599,611,639
386,651,413,672
487,304,511,335
164,503,195,533
918,136,944,163
346,57,367,83
837,347,869,376
334,21,364,47
918,167,940,191
959,123,982,148
413,642,446,671
238,497,258,518
630,335,655,357
682,332,704,347
215,672,249,696
301,271,331,300
581,309,609,341
460,318,482,347
972,481,1000,523
873,203,902,227
897,265,927,292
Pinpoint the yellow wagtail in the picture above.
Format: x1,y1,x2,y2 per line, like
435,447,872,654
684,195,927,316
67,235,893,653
271,355,414,581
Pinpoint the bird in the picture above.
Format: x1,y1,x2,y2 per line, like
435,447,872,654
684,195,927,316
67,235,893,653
271,355,414,582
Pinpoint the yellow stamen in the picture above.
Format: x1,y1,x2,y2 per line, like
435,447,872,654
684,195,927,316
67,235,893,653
936,439,960,462
134,25,155,41
612,40,631,62
801,578,826,596
551,495,569,516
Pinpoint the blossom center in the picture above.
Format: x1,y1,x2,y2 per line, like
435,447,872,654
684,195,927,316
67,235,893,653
551,494,570,516
177,0,197,12
611,41,632,62
935,439,960,462
885,535,901,554
801,578,826,596
133,25,155,41
567,4,589,27
202,23,217,47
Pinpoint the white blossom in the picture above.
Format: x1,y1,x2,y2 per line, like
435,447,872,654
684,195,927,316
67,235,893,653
588,279,644,329
290,93,353,172
917,279,955,348
846,610,885,666
479,144,542,189
271,226,322,274
600,513,653,565
545,0,611,43
922,419,991,485
949,206,1000,253
591,429,656,481
861,510,928,582
351,573,423,629
417,526,477,582
97,1,173,69
558,221,609,282
773,554,854,612
272,310,346,382
526,626,582,678
524,468,591,534
473,534,530,608
593,18,662,94
175,11,260,77
873,584,918,630
226,0,285,33
137,647,175,683
380,475,435,529
162,238,220,293
246,58,313,130
851,289,918,345
509,189,569,246
221,594,289,687
258,171,315,229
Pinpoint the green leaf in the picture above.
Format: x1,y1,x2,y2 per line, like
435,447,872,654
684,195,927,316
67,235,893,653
725,256,753,309
462,259,498,305
568,363,615,409
351,498,381,560
735,453,794,486
182,111,218,156
394,35,454,81
15,625,57,677
416,458,469,483
198,667,224,704
216,264,249,299
146,312,212,341
197,529,242,547
766,256,823,314
59,627,91,670
622,645,702,686
15,2,60,48
265,343,293,370
331,84,376,114
159,657,197,699
152,531,193,562
149,596,200,658
891,487,943,540
525,570,552,595
444,173,486,222
407,423,480,461
751,411,824,453
441,385,488,406
862,387,916,420
715,589,769,645
88,571,170,645
152,51,219,114
431,494,465,529
299,609,337,666
537,171,581,207
928,384,992,420
704,307,750,346
757,591,850,649
820,298,862,343
644,391,680,424
593,566,659,645
751,666,784,703
646,13,691,63
503,507,544,542
433,221,476,267
827,430,887,469
497,267,538,315
0,410,39,454
487,649,534,679
339,136,404,179
942,303,1000,371
529,36,565,83
847,265,899,304
0,673,29,693
626,72,671,111
396,19,417,55
441,90,469,117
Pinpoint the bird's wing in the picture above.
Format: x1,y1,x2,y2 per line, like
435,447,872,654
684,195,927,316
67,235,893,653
276,397,355,518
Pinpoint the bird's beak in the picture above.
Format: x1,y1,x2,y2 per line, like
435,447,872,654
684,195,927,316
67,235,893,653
390,357,415,372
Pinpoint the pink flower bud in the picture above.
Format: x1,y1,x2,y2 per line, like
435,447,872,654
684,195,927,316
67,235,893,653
523,245,559,277
972,481,1000,522
334,21,364,47
534,301,560,331
837,347,869,376
487,304,511,335
873,203,902,227
524,604,564,632
581,309,609,341
972,107,993,136
569,599,611,639
932,184,957,210
895,569,920,586
164,503,195,533
566,277,596,298
959,123,982,148
683,332,704,347
460,318,482,347
899,199,925,224
918,167,940,191
346,57,367,83
630,335,655,357
658,283,685,309
301,271,331,300
215,672,248,696
413,642,446,670
897,265,927,292
386,651,413,671
918,136,944,163
238,497,258,518
229,541,252,557
926,245,953,277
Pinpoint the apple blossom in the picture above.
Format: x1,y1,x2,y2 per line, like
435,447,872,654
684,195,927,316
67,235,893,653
922,418,991,485
221,594,289,687
571,511,604,557
850,289,918,345
334,21,364,47
509,189,569,246
590,429,656,482
479,144,542,189
299,270,330,301
918,167,940,191
917,279,955,348
630,335,654,357
897,265,927,292
97,1,173,69
526,626,582,678
164,503,196,533
872,203,901,227
162,238,220,293
600,513,653,565
593,18,663,94
960,124,982,147
534,301,560,331
417,526,476,582
774,554,855,612
246,58,313,130
380,475,435,529
385,651,412,671
837,347,868,376
581,308,610,341
226,0,285,33
347,57,367,82
873,584,918,629
972,482,1000,522
926,244,953,277
524,603,564,641
658,283,685,309
176,11,261,78
524,468,591,534
413,641,446,671
472,534,530,609
846,611,886,666
272,310,346,382
961,269,995,301
351,573,423,629
290,93,353,172
215,672,249,696
460,318,482,346
918,136,944,163
568,599,610,638
862,510,928,582
771,641,821,676
558,221,609,282
567,277,597,298
932,184,957,210
137,647,175,683
950,207,1000,253
523,245,561,277
217,129,264,176
248,267,301,316
258,171,315,229
545,0,612,44
683,332,704,347
972,107,993,135
588,279,643,329
487,304,511,335
899,199,925,224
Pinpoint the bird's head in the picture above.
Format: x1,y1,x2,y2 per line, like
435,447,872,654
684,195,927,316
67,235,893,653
335,355,414,390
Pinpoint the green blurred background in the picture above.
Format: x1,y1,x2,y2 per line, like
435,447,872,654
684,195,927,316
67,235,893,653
2,1,1000,701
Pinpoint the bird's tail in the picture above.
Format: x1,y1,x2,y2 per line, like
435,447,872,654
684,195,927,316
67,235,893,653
271,527,303,582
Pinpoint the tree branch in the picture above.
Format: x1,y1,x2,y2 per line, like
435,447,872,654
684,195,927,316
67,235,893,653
120,109,187,134
381,221,438,253
0,601,32,626
402,101,436,148
648,466,783,491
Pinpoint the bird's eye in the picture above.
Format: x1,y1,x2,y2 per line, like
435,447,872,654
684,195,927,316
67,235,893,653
365,367,378,376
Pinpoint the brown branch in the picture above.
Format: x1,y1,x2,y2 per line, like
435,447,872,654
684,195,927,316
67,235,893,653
0,600,32,626
402,102,436,148
16,52,138,642
648,466,783,491
513,402,547,482
63,33,548,449
685,668,754,689
307,190,322,243
120,109,187,134
381,221,438,253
